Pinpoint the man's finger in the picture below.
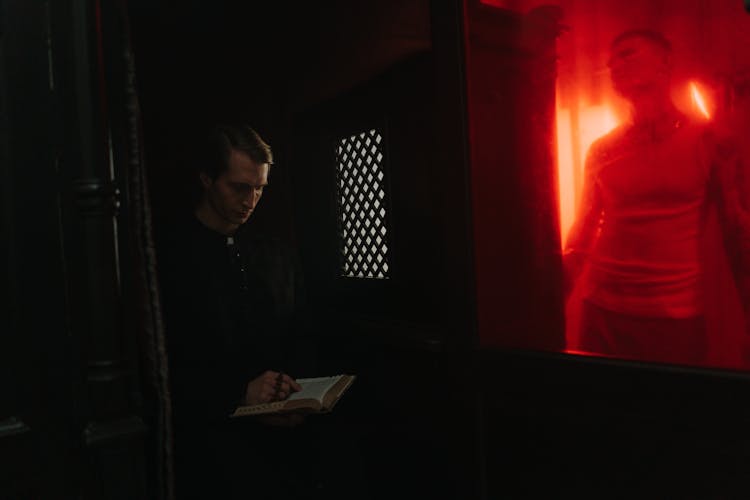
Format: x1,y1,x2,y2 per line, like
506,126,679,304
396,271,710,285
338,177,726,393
282,374,302,392
280,382,295,394
262,386,276,402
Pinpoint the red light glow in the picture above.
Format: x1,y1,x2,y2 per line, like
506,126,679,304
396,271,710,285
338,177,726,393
689,81,712,120
557,80,714,246
556,99,619,247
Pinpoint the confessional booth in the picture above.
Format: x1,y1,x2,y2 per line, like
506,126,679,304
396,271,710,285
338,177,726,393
3,0,750,498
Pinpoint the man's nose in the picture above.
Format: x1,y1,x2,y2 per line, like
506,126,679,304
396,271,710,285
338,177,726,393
242,189,261,208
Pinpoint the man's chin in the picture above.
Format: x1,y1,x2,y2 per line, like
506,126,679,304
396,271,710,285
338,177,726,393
221,212,251,227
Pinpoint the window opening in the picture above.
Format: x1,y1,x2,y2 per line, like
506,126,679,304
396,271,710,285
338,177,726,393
335,128,390,279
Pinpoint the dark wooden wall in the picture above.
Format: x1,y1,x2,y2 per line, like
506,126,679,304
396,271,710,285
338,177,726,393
290,46,478,500
6,0,750,498
2,0,149,498
131,0,481,497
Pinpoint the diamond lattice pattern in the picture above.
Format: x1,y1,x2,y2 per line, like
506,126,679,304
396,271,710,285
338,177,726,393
335,129,390,279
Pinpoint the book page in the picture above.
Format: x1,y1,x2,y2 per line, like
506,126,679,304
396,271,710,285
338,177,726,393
288,375,343,403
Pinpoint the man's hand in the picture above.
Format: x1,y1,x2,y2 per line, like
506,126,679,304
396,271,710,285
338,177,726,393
244,370,302,406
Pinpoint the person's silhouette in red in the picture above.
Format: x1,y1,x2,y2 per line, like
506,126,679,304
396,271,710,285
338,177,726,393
564,29,750,366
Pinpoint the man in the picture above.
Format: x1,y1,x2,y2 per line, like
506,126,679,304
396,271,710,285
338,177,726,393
564,30,750,366
157,124,318,498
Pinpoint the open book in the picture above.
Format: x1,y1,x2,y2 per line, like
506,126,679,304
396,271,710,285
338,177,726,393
230,374,356,417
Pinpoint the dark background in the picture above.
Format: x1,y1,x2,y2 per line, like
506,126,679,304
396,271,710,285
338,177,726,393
2,0,750,498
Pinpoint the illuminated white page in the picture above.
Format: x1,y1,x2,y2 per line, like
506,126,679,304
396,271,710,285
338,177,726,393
288,376,344,403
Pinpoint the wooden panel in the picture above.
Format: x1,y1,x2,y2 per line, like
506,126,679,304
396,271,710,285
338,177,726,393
1,0,151,497
0,0,80,497
464,2,565,351
479,350,750,497
288,2,481,498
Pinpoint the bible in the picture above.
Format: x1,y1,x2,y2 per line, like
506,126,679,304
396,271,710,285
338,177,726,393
230,374,356,417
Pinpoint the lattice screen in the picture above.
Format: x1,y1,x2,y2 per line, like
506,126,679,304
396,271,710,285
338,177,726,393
335,129,390,279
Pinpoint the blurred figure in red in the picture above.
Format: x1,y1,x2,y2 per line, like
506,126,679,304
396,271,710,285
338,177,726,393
564,29,750,366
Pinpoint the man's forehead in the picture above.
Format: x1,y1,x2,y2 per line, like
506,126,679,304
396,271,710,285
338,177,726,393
224,168,269,183
224,160,269,186
227,149,268,172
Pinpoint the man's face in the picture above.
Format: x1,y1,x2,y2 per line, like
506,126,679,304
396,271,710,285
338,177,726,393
200,149,270,227
608,37,670,99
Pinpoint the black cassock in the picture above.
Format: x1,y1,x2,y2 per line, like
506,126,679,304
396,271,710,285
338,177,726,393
158,214,319,499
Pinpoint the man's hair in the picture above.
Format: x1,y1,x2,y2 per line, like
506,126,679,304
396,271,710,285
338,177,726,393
196,124,273,180
611,29,672,55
